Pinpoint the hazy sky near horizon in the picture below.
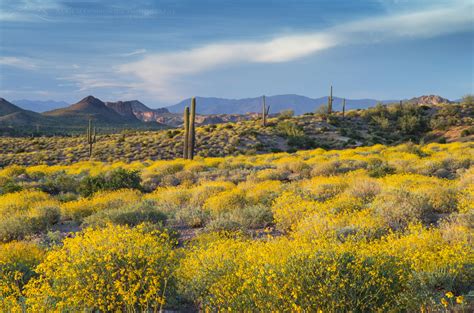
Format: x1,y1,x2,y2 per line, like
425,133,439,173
0,0,473,108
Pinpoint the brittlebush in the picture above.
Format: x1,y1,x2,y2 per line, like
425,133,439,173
25,224,177,312
177,234,414,312
0,142,471,311
0,241,44,312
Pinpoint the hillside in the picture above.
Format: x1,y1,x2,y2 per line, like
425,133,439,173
166,94,400,115
0,100,471,166
0,98,55,130
0,98,25,116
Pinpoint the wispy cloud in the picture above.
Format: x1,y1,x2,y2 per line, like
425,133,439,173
119,49,148,57
61,72,132,92
0,0,172,22
115,1,472,101
0,56,38,70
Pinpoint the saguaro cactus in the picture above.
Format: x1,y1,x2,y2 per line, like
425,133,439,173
183,106,190,159
262,95,270,127
328,85,333,115
86,119,96,158
187,97,196,160
342,98,346,120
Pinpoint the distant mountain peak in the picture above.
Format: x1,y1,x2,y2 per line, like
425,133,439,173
409,95,452,105
82,95,100,102
44,95,140,124
74,95,105,108
106,100,170,122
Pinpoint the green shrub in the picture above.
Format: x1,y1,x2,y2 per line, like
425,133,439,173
83,200,167,227
174,206,210,228
0,206,60,242
0,180,23,195
79,168,141,197
39,171,79,195
206,205,273,232
367,158,395,177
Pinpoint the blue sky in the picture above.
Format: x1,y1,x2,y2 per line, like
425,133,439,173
0,0,473,108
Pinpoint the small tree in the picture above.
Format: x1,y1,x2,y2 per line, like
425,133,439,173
462,94,473,106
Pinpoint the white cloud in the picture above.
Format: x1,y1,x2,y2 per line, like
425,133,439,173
0,56,38,70
61,73,131,92
116,1,473,101
119,49,148,57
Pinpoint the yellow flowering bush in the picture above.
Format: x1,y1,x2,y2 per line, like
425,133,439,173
0,241,45,312
0,191,60,242
25,224,177,312
61,189,141,221
178,234,414,311
272,191,319,231
0,142,471,311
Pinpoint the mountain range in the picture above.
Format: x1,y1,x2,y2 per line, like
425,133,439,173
166,95,401,115
14,94,456,116
0,96,164,135
1,94,456,135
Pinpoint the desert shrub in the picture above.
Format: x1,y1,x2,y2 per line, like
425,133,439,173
0,191,60,242
372,188,431,229
25,224,178,312
272,191,318,231
79,168,141,197
203,188,247,215
346,177,381,203
177,236,414,312
367,158,395,177
174,206,210,228
145,187,192,212
254,168,290,181
206,205,273,232
0,241,45,312
372,115,390,130
0,179,23,195
188,181,235,207
278,109,294,120
83,200,167,227
61,189,142,222
240,180,283,206
38,171,79,195
295,207,386,242
300,176,348,201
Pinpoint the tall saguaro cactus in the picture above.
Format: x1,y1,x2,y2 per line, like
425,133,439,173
183,106,190,159
342,98,346,120
86,119,96,158
328,85,333,115
262,95,270,127
188,97,196,160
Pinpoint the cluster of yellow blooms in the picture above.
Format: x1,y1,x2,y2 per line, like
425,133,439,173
0,142,472,311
